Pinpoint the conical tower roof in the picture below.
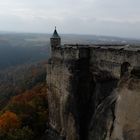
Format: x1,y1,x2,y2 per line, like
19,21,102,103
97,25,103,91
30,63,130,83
51,27,60,38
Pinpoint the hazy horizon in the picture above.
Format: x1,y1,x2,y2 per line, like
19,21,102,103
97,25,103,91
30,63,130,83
0,0,140,39
0,30,140,41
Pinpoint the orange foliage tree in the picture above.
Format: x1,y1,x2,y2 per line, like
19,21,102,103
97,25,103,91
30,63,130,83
0,111,21,133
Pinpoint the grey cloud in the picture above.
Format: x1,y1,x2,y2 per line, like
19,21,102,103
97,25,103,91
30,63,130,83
0,0,139,38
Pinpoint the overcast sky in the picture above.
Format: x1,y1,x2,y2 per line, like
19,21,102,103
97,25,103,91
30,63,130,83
0,0,139,38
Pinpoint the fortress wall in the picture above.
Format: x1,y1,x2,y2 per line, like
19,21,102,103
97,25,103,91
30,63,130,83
52,47,79,61
50,46,140,80
90,47,140,78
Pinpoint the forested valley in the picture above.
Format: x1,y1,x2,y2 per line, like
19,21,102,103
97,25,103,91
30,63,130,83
0,61,48,140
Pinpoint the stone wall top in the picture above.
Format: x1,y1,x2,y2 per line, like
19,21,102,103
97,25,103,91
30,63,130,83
51,44,140,78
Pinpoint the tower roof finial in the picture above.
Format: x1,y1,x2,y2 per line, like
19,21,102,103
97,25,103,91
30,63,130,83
51,26,60,38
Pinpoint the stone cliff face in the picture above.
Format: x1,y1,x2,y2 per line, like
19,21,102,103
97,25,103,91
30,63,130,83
110,75,140,140
47,48,80,140
46,47,140,140
88,71,140,140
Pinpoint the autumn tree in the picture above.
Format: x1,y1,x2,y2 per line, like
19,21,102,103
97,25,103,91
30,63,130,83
0,111,21,133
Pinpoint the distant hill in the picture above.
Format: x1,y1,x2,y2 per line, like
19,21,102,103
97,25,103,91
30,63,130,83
61,34,140,45
0,33,50,69
0,32,139,69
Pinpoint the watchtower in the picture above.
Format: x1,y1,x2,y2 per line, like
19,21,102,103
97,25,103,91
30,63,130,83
50,27,61,50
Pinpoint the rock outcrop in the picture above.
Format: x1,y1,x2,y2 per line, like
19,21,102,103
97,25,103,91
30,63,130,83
110,75,140,140
46,46,140,140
